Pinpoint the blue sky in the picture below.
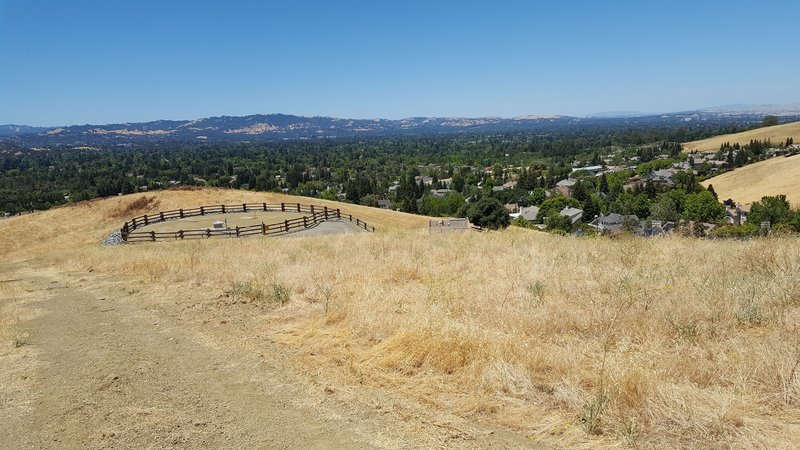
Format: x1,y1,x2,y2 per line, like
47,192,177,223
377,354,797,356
1,0,798,126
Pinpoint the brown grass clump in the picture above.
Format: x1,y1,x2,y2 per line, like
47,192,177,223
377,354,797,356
3,188,800,447
107,195,161,219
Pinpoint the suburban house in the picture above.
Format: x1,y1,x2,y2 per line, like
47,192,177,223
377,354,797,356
430,188,453,198
377,199,392,209
504,203,519,213
725,203,750,225
492,180,518,192
510,205,540,221
623,175,643,191
555,178,576,197
559,206,584,224
647,220,676,236
571,165,604,175
648,169,676,185
672,161,692,170
415,175,435,186
589,213,640,234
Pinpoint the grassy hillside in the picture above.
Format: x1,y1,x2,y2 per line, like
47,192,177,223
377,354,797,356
3,188,800,448
683,120,800,152
702,154,800,206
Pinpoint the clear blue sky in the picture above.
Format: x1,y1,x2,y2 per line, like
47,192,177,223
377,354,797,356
1,0,798,126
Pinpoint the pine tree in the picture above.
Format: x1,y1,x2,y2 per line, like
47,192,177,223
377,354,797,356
598,173,609,194
707,184,718,200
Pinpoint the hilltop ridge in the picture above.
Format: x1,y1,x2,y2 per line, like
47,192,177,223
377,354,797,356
4,105,800,146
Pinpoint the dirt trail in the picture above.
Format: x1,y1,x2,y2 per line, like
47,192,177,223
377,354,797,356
0,262,531,449
2,266,375,449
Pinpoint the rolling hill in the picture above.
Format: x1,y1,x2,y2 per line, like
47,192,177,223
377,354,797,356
683,120,800,152
701,154,800,206
3,109,800,147
3,188,800,447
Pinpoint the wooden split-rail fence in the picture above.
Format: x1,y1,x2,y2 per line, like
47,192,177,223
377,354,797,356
120,202,375,243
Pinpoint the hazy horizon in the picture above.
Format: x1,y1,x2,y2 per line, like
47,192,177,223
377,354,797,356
6,103,800,130
2,0,799,126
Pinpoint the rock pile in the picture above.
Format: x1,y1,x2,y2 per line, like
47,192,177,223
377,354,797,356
101,230,125,246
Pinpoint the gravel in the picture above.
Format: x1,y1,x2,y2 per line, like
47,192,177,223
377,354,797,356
101,230,125,246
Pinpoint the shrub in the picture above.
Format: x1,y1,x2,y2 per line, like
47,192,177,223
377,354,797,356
458,197,509,230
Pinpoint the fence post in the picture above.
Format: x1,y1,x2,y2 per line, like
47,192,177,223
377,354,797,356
132,218,137,229
206,229,211,238
221,204,226,214
243,203,247,212
200,206,205,215
311,205,315,215
284,220,289,232
150,231,156,242
236,226,240,237
159,212,164,221
144,215,149,225
324,206,328,220
179,208,184,218
179,230,184,239
262,202,267,211
261,222,266,235
296,203,301,212
336,209,341,219
303,216,308,228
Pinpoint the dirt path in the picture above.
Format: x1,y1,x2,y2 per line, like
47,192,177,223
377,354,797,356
1,266,379,449
0,262,532,449
286,219,366,237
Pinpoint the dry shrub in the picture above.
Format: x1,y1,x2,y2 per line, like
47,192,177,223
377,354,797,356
107,195,161,219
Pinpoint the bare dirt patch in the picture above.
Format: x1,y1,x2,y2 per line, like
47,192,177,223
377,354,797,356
133,211,307,233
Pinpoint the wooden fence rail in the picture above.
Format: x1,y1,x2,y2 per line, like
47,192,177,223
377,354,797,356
120,202,375,242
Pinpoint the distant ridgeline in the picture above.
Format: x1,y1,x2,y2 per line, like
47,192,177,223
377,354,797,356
1,114,799,239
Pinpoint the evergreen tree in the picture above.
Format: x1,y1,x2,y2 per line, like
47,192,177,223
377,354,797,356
706,184,718,200
598,173,609,194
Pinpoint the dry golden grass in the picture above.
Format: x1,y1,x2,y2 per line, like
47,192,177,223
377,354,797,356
702,154,800,207
4,188,800,447
683,121,800,152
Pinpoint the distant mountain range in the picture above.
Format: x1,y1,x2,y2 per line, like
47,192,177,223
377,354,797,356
2,104,799,147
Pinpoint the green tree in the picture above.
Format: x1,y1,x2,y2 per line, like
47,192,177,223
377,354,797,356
649,195,680,222
762,115,779,127
538,196,582,222
609,191,650,219
748,195,792,226
706,184,718,200
359,194,379,207
528,188,547,206
545,213,574,232
682,191,725,223
598,173,609,194
419,192,466,217
320,188,338,201
582,193,605,222
458,197,510,230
